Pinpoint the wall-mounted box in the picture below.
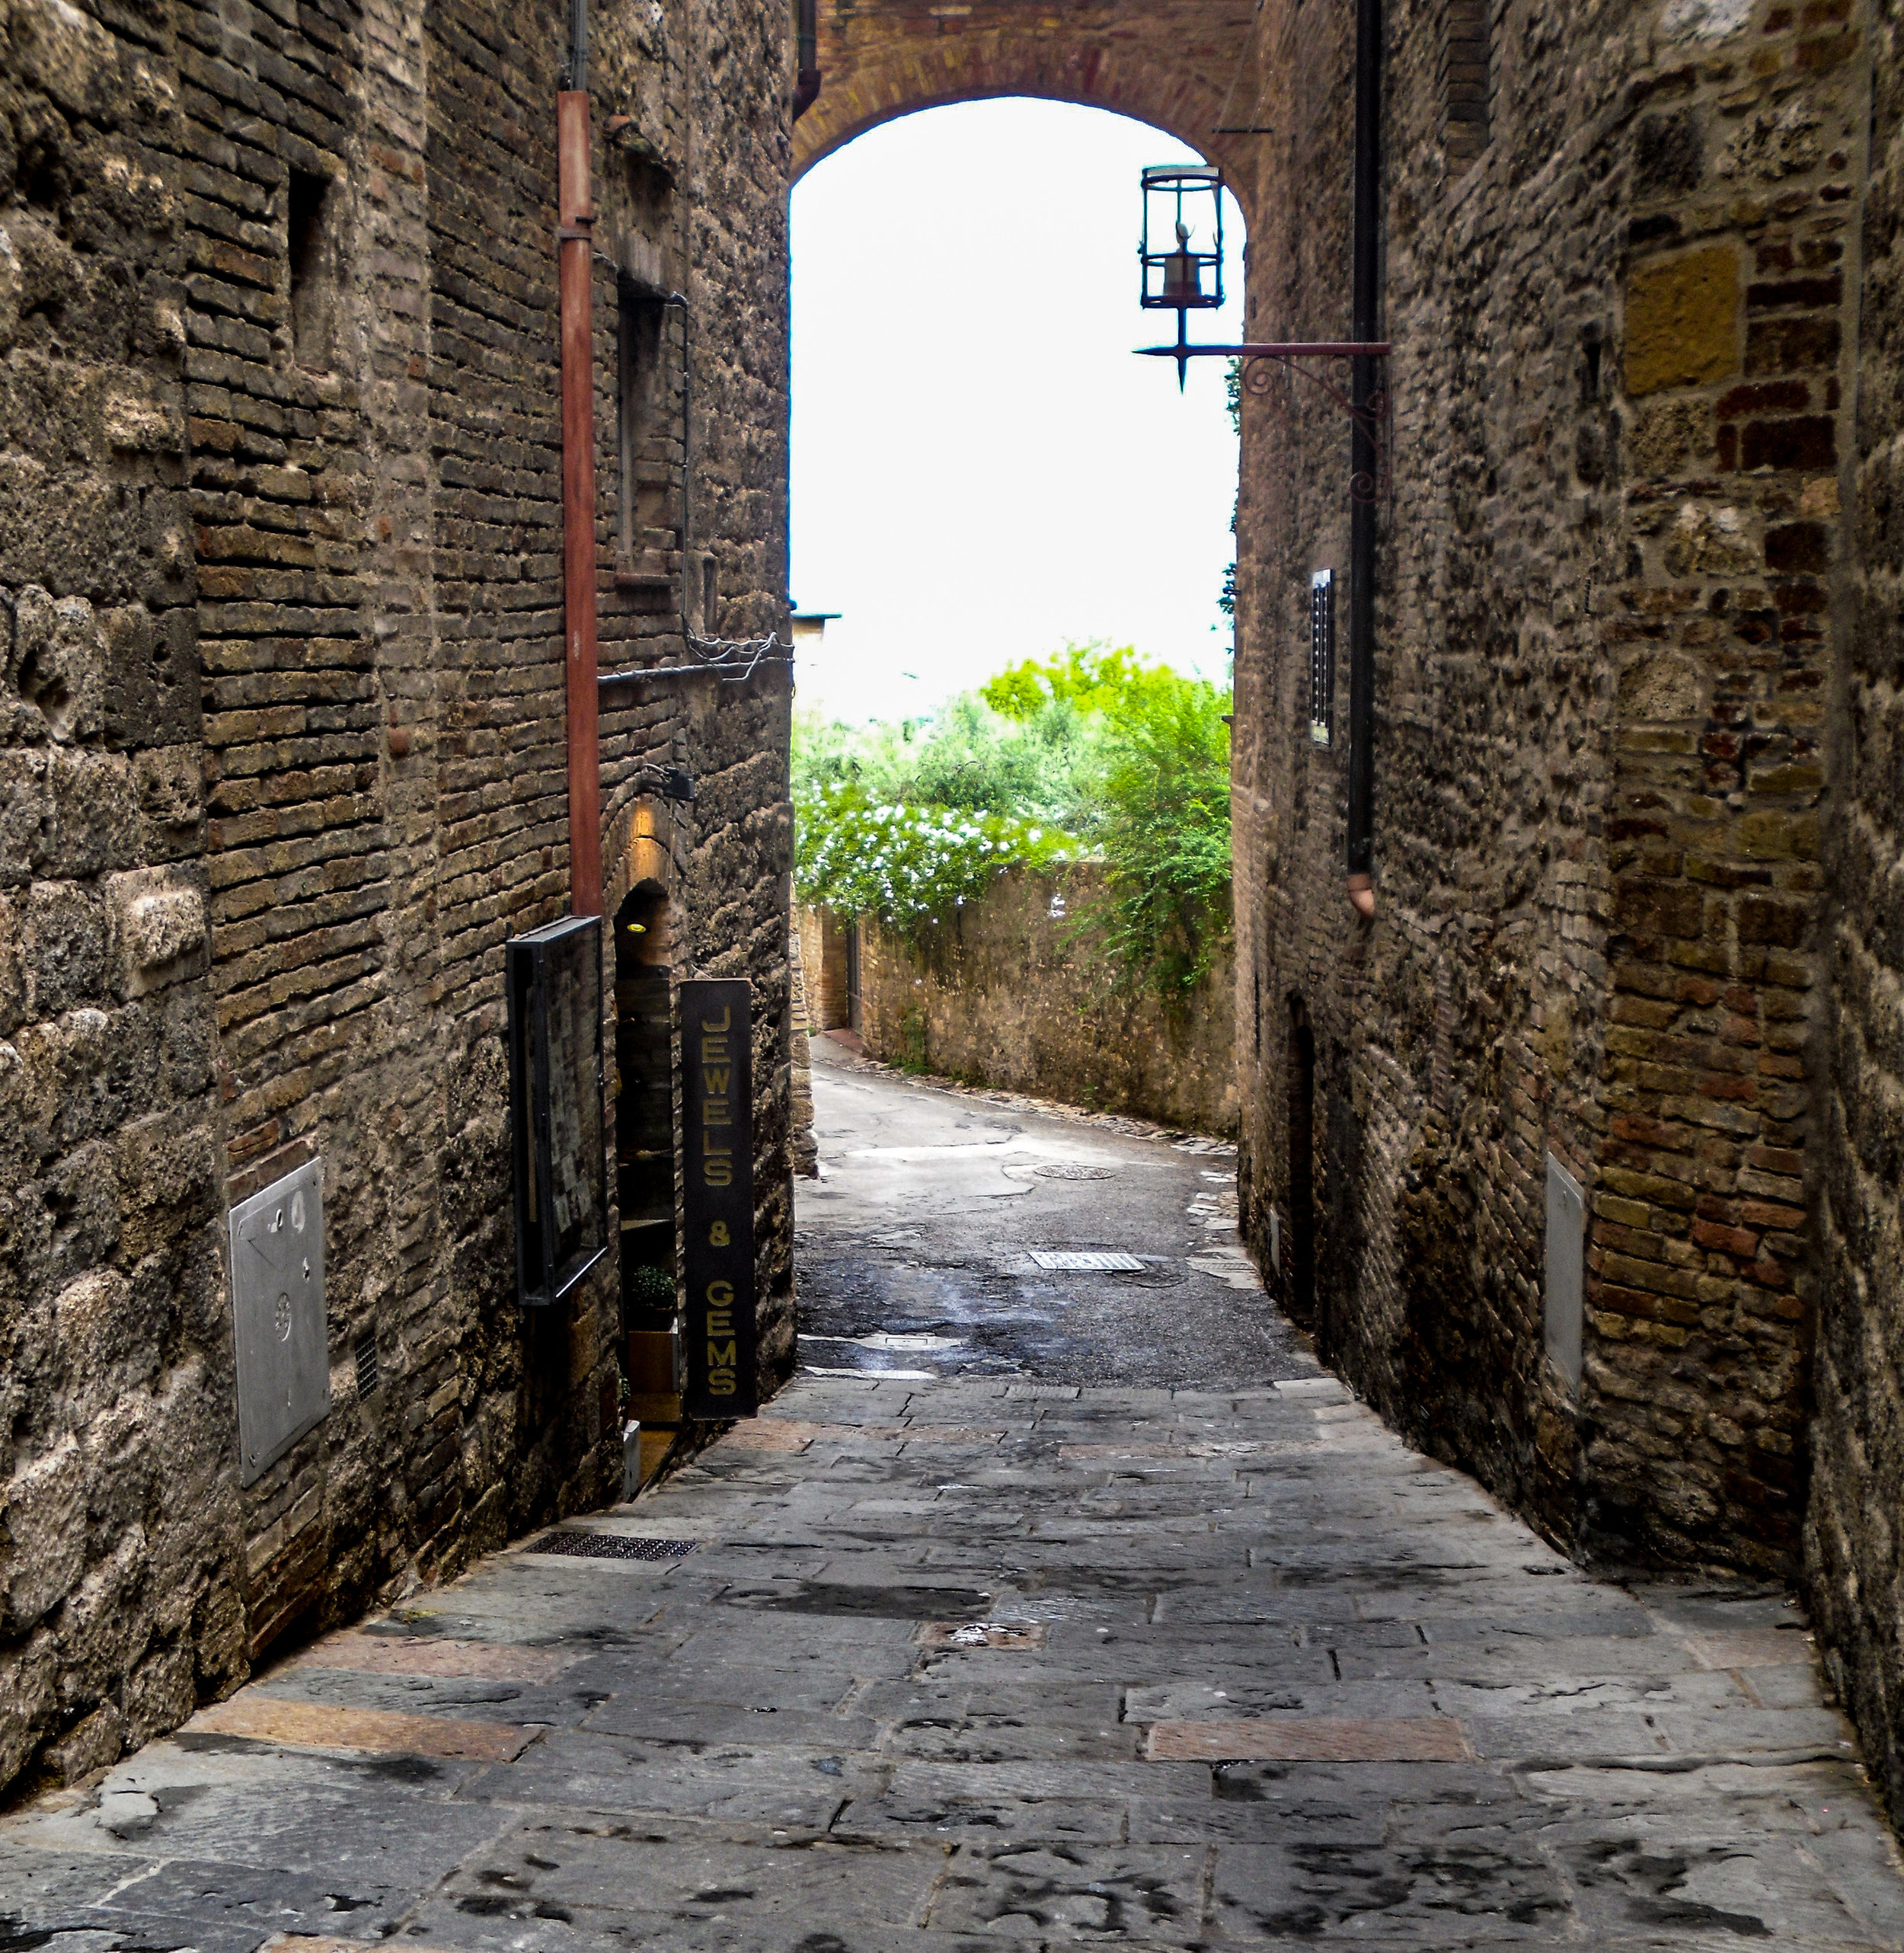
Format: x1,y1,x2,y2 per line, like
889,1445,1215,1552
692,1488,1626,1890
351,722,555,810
508,915,609,1308
230,1157,330,1485
1545,1152,1585,1398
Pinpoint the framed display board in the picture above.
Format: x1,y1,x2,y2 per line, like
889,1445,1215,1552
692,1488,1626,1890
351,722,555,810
680,976,756,1417
506,914,609,1308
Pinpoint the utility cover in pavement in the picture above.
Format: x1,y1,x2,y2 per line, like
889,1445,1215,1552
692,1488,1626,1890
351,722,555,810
528,1533,698,1560
1031,1162,1117,1181
1029,1250,1145,1271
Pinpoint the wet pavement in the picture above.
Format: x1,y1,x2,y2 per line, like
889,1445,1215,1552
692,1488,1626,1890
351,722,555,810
4,1050,1904,1948
795,1036,1308,1389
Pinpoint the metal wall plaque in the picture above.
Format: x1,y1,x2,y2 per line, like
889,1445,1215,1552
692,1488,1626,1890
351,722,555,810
681,977,756,1418
230,1157,330,1485
1309,569,1336,746
1545,1152,1585,1397
507,914,609,1308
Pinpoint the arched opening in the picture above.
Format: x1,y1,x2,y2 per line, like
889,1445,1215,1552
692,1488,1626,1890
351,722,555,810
789,95,1267,1386
792,97,1244,722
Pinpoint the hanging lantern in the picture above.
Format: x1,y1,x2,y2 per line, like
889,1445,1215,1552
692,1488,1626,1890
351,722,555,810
1140,165,1225,386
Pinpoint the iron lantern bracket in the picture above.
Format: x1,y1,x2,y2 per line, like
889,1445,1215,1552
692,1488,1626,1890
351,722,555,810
1136,339,1393,501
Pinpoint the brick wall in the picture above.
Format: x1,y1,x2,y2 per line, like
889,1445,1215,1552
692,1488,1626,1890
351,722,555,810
795,902,852,1030
0,0,794,1797
1232,0,1865,1576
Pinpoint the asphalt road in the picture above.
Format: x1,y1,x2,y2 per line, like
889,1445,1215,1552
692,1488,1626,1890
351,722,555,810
796,1037,1314,1389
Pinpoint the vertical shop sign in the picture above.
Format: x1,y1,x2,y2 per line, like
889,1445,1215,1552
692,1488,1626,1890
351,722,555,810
680,977,757,1418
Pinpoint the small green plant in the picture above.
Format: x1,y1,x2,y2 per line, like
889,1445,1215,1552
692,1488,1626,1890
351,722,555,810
1074,668,1232,998
627,1262,676,1307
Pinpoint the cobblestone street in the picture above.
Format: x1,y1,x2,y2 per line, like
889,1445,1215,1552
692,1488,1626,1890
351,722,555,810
3,1053,1902,1948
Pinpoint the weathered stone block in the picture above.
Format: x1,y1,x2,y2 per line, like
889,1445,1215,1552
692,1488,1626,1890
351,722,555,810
123,1641,196,1744
43,1700,126,1785
0,750,53,887
21,880,109,1017
104,866,207,996
1625,246,1740,395
0,1436,85,1634
53,1266,152,1431
4,587,106,745
44,752,137,881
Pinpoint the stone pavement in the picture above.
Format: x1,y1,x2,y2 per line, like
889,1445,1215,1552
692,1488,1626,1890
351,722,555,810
4,1065,1903,1947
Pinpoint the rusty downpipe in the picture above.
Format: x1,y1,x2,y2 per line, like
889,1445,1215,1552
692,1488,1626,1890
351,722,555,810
1344,0,1380,922
794,0,820,120
559,0,602,918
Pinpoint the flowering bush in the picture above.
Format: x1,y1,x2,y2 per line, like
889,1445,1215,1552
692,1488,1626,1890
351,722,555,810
795,784,1074,933
794,644,1231,992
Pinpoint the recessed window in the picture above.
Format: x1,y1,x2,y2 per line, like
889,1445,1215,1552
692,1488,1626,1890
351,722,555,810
287,168,340,363
618,274,669,565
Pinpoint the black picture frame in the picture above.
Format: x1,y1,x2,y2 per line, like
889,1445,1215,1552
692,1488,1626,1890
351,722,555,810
506,914,609,1309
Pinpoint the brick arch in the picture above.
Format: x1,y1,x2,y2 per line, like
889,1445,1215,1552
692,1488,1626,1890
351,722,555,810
792,2,1263,225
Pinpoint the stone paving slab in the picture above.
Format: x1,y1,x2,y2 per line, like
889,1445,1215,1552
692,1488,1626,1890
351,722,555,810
5,1054,1904,1948
6,1367,1901,1948
0,1373,1896,1948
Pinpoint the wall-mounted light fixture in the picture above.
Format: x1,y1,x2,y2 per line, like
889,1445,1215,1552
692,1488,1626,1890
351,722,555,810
1135,130,1394,919
1139,165,1225,389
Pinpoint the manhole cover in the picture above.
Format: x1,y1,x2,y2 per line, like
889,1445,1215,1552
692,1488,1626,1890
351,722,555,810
1028,1251,1145,1272
1032,1162,1117,1181
527,1533,697,1561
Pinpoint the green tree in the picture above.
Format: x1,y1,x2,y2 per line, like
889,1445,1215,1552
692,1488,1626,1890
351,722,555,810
1081,667,1233,996
793,647,1232,996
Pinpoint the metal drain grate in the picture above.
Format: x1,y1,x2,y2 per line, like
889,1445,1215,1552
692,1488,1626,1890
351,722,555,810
1032,1162,1117,1181
1028,1250,1145,1272
353,1330,380,1402
528,1532,697,1561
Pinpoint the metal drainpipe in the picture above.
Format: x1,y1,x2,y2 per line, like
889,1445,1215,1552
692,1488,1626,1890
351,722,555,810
794,0,820,120
1344,0,1381,919
559,0,602,918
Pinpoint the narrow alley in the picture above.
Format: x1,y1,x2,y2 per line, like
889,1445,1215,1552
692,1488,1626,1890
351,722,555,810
3,1051,1902,1948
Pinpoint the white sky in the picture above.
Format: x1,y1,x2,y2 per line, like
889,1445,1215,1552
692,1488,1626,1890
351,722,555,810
789,99,1245,724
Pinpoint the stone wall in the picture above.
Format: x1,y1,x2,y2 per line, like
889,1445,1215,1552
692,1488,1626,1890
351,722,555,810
824,872,1238,1136
1809,0,1904,1823
0,0,795,1798
1232,0,1865,1576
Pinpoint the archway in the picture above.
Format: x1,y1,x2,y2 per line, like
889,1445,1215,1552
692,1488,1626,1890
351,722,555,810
791,97,1246,726
791,0,1267,230
787,93,1249,1203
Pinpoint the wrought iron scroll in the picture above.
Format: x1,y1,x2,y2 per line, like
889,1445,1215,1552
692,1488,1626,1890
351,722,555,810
1237,347,1392,507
